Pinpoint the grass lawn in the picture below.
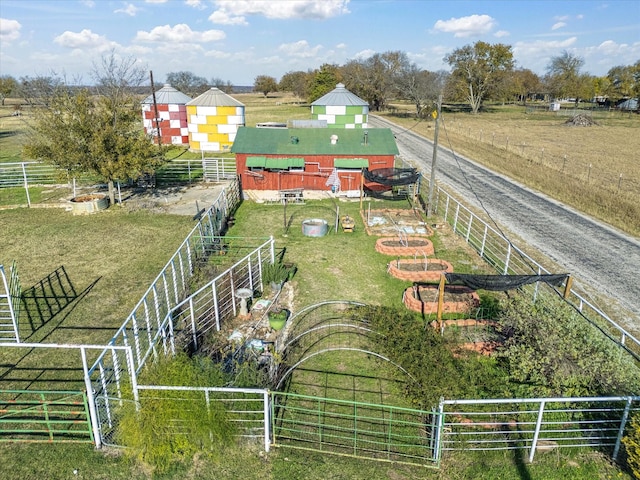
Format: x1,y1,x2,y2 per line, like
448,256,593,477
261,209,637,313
2,196,631,479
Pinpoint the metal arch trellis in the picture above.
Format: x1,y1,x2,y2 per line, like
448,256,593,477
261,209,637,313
271,301,419,390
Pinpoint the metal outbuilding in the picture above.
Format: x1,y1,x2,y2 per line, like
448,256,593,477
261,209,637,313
186,88,246,152
141,84,192,145
310,83,369,129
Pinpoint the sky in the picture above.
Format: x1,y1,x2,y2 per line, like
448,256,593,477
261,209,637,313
1,0,639,86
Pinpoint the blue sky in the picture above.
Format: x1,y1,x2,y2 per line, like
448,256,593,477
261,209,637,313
1,0,639,86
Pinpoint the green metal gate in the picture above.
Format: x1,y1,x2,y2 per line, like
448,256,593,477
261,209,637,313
0,390,94,443
271,392,440,468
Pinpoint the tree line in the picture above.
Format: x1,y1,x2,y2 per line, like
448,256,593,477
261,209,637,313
2,41,638,116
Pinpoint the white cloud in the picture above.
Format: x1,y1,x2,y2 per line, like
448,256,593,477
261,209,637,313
54,29,114,49
185,0,206,9
494,30,510,38
115,3,140,16
278,40,323,58
554,15,570,21
0,18,21,43
433,14,497,38
209,10,248,26
135,24,226,43
80,0,96,7
354,49,375,60
209,0,350,24
551,22,566,30
145,0,169,3
204,49,232,59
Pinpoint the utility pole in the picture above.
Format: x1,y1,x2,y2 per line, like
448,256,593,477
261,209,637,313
149,70,162,146
427,94,442,218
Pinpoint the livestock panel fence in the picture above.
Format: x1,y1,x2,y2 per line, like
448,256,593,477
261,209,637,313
425,182,640,361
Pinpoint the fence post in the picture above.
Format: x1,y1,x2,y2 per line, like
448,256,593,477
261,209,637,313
480,224,488,258
503,243,511,275
81,347,102,448
613,397,633,461
466,213,473,242
21,163,31,207
434,398,445,462
453,203,460,233
529,400,546,463
263,390,271,453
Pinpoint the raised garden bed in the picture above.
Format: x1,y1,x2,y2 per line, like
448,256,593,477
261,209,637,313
403,284,480,314
387,258,453,282
375,237,434,256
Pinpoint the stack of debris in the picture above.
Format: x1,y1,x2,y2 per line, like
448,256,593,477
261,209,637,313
564,113,599,126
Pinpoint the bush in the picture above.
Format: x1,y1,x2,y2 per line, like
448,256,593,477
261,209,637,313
116,353,236,474
622,413,640,478
496,292,640,397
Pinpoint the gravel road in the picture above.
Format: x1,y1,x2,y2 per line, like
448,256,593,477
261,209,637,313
369,115,640,332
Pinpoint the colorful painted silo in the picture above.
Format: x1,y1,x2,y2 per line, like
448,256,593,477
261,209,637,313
186,87,245,152
310,83,369,129
141,84,192,145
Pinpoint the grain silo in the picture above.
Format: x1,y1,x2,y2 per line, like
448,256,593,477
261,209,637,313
310,83,369,129
186,87,245,152
141,84,192,145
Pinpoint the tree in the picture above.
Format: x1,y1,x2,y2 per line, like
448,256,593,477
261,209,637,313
341,51,410,111
394,65,448,118
544,50,586,104
16,75,63,107
210,77,233,94
307,64,341,103
24,53,163,205
606,63,640,104
279,70,311,100
253,75,278,97
445,41,514,114
0,75,17,106
509,68,542,105
165,71,209,97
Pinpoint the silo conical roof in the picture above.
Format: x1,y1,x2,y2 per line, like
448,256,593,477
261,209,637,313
311,83,368,106
187,87,245,107
142,84,192,104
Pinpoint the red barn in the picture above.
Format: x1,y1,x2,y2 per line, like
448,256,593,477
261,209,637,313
231,127,399,194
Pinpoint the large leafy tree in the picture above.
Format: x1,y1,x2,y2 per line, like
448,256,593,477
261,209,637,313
278,70,311,100
606,62,640,104
445,41,514,113
341,51,410,111
24,53,163,205
307,63,341,103
0,75,17,106
544,50,591,104
509,68,542,105
253,75,278,97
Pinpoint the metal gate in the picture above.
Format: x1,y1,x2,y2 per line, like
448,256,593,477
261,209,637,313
271,392,440,468
0,390,94,443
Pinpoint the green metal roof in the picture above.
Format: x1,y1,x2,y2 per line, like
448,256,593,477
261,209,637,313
231,127,398,156
246,156,305,168
334,158,369,168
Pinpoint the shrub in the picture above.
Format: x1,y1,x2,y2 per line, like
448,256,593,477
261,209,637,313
496,292,640,398
622,413,640,478
116,353,236,474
